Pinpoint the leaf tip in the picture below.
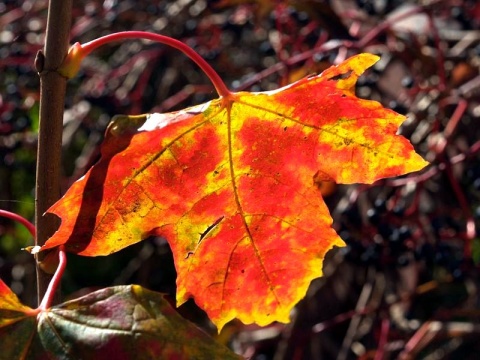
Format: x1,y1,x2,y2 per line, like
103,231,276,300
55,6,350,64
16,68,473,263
24,245,42,255
345,53,381,77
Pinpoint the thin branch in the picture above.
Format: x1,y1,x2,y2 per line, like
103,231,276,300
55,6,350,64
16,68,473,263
35,0,73,305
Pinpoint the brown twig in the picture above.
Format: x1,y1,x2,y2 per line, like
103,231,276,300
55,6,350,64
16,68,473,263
35,0,73,305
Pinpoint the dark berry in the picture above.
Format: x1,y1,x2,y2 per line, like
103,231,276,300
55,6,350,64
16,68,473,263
401,76,414,88
374,198,387,213
367,208,381,225
397,254,411,267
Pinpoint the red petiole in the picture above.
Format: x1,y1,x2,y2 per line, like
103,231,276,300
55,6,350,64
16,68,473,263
0,210,66,311
0,209,36,238
38,246,67,311
60,31,232,99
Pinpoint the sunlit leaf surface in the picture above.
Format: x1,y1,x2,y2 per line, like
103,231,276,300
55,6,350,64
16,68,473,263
43,54,428,329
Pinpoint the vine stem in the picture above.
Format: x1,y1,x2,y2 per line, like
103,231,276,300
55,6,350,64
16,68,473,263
0,216,66,313
0,209,36,238
66,31,232,99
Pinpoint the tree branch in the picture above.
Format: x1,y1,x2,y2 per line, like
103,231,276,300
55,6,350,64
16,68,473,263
35,0,73,305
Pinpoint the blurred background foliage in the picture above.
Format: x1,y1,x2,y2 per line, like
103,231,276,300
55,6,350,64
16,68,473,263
1,0,480,358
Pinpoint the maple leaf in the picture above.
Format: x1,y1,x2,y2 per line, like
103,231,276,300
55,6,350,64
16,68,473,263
0,280,240,359
42,54,428,330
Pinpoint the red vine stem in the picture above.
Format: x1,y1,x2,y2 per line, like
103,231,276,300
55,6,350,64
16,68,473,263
0,209,67,311
444,163,475,257
355,5,424,48
234,2,440,91
0,209,36,238
374,317,390,360
71,31,232,98
426,11,446,92
312,305,375,333
443,98,468,139
38,246,67,311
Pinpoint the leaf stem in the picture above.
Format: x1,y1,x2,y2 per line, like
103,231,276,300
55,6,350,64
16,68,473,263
38,246,66,311
0,209,36,238
66,31,232,98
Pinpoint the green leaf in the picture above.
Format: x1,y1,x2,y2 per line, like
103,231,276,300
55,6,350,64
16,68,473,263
0,282,241,359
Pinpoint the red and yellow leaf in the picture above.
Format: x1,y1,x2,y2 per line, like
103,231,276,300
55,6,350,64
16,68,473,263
42,54,428,330
0,278,37,358
0,283,240,359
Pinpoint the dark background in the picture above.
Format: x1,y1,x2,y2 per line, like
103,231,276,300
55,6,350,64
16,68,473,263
1,0,480,358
